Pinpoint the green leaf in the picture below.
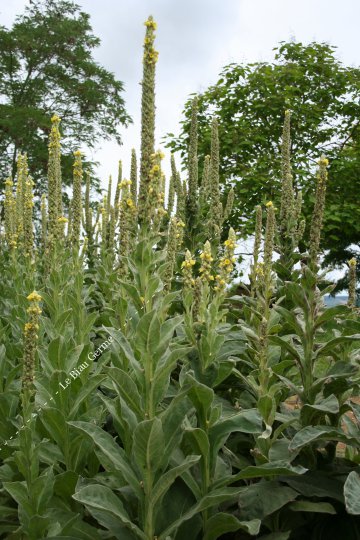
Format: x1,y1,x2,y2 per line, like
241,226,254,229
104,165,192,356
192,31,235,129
73,484,146,539
288,500,336,514
344,471,360,515
135,310,161,360
133,418,165,485
289,426,359,451
108,367,143,417
238,481,298,520
68,421,141,498
316,334,360,358
151,455,200,508
158,487,240,540
203,514,261,539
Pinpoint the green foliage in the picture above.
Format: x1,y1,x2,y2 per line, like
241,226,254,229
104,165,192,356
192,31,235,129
0,14,359,540
167,41,360,274
0,0,131,191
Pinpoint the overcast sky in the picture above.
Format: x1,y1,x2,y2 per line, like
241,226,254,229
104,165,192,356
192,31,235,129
1,0,359,188
1,0,359,281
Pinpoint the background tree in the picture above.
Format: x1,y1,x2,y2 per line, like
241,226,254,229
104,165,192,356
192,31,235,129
167,41,360,283
0,0,131,194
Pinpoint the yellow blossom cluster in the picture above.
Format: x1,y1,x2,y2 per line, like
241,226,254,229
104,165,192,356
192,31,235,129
215,228,237,292
182,249,196,289
22,291,42,392
199,240,214,283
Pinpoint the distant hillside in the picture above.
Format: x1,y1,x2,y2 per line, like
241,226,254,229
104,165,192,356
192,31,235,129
324,295,348,307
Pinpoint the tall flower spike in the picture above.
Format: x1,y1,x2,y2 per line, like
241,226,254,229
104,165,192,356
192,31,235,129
215,228,237,293
101,195,109,248
48,114,62,241
114,160,122,222
263,202,276,281
200,154,211,205
4,177,16,248
41,194,47,251
138,16,158,221
348,258,357,308
199,240,214,283
209,118,222,241
23,175,34,257
309,156,328,266
15,153,26,244
107,175,112,214
182,249,196,290
84,173,92,238
130,149,137,203
250,205,263,294
71,150,83,249
279,110,294,233
22,291,42,398
164,217,185,290
108,206,116,252
223,187,234,222
119,178,136,275
186,96,199,224
167,155,176,216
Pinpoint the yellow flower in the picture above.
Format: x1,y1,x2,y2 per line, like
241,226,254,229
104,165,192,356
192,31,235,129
57,216,68,223
27,291,42,302
349,258,357,267
319,157,329,167
265,201,273,207
51,114,61,123
73,150,82,157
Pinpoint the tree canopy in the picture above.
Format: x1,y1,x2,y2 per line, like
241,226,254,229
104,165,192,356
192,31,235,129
167,41,360,278
0,0,131,193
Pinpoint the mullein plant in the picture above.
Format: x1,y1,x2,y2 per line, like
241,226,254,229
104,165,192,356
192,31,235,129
270,157,360,463
15,153,27,247
163,216,185,291
4,177,17,250
276,110,305,281
138,16,157,222
23,174,35,259
71,150,83,251
347,257,357,308
118,178,136,276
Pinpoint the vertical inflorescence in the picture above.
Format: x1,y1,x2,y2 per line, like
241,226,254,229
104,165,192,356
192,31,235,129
186,96,199,225
22,291,42,399
119,179,136,274
263,202,276,286
163,217,185,290
348,258,357,308
71,150,83,250
182,249,196,290
114,161,123,222
279,110,294,234
23,174,34,258
130,149,138,204
15,153,27,245
199,240,214,283
200,155,211,205
168,155,176,216
138,16,158,221
4,177,16,249
209,118,222,242
41,194,47,252
215,228,237,293
250,205,263,295
309,156,328,267
223,187,234,222
47,114,62,242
